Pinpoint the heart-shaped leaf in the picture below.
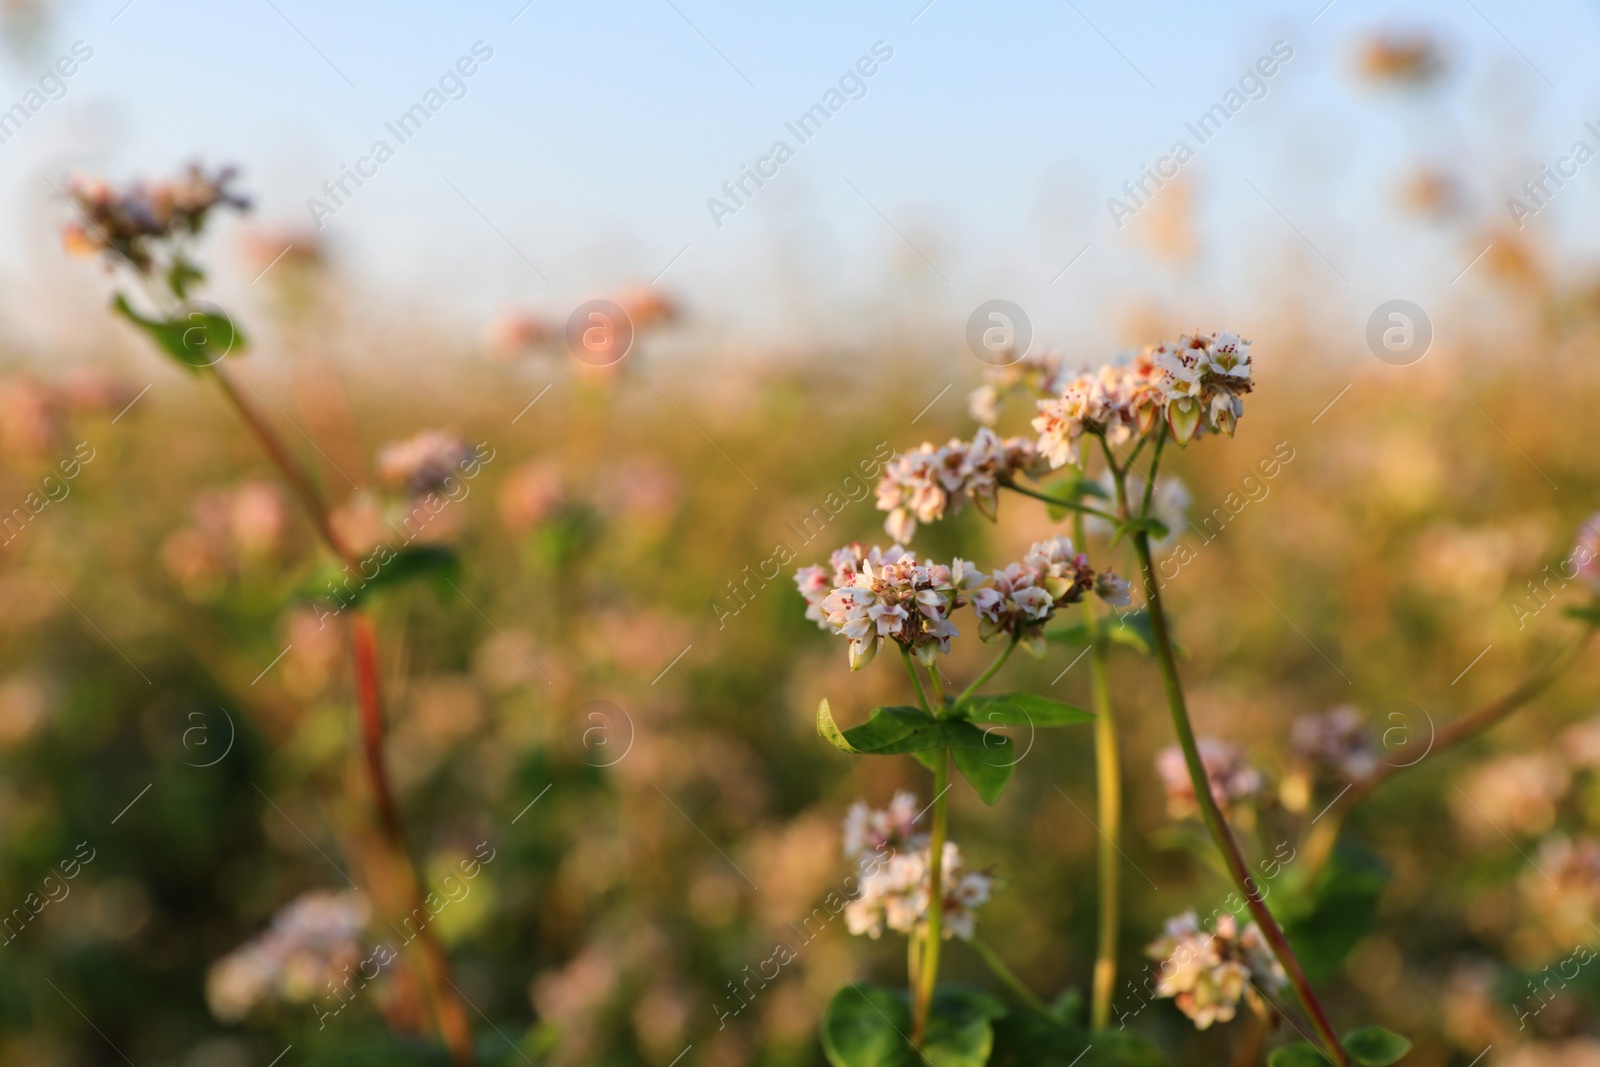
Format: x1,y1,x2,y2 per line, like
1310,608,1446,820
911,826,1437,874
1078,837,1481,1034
1344,1027,1411,1066
821,984,913,1067
819,704,1001,758
953,736,1015,804
960,693,1092,727
112,293,245,372
820,984,1006,1067
1282,840,1390,984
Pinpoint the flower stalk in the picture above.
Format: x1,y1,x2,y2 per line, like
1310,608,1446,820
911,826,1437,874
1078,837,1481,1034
1130,519,1348,1065
913,748,951,1046
971,936,1051,1016
1076,506,1122,1030
206,361,478,1067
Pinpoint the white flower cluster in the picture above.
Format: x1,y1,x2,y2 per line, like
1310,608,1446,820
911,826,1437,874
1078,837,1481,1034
1146,910,1287,1029
205,890,370,1022
971,535,1130,652
1029,333,1254,468
794,543,965,669
1156,738,1264,820
62,163,250,274
874,427,1047,543
796,537,1128,668
842,791,992,942
1291,705,1380,782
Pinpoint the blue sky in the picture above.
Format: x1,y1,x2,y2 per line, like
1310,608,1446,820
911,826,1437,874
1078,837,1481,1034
3,0,1598,350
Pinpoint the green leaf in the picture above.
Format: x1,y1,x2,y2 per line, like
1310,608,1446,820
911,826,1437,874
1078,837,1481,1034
1048,988,1084,1028
1046,609,1164,657
819,698,869,754
1564,603,1600,626
925,987,1008,1067
960,693,1093,727
821,705,1003,758
1268,1044,1331,1067
1088,1029,1167,1066
166,256,205,300
821,984,913,1067
359,545,460,603
1044,621,1092,647
988,1007,1089,1066
1343,1027,1411,1066
820,984,1005,1067
1038,475,1107,520
1283,840,1390,985
953,737,1015,804
112,293,245,373
1104,608,1157,655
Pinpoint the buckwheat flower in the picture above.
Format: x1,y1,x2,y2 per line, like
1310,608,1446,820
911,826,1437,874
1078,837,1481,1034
205,889,370,1022
971,535,1127,649
1574,512,1600,592
1031,333,1254,466
62,163,249,274
1146,911,1286,1029
1032,379,1096,468
804,545,962,668
1095,571,1131,605
842,790,921,859
874,428,1042,541
376,430,473,495
841,796,991,942
796,543,905,630
1291,705,1379,782
1156,739,1264,819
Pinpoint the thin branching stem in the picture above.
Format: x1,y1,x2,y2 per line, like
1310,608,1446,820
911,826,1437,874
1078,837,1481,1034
1131,513,1348,1065
202,356,477,1067
998,476,1119,523
971,936,1051,1016
955,637,1019,709
1074,492,1121,1031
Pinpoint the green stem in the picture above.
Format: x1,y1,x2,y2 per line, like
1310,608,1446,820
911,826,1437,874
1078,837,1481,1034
925,664,949,716
971,936,1051,1016
1130,526,1348,1066
998,477,1119,523
955,637,1019,709
901,645,932,713
911,751,951,1047
1076,499,1121,1031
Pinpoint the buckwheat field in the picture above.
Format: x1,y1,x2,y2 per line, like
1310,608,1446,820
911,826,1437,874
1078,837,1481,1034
0,4,1596,1066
